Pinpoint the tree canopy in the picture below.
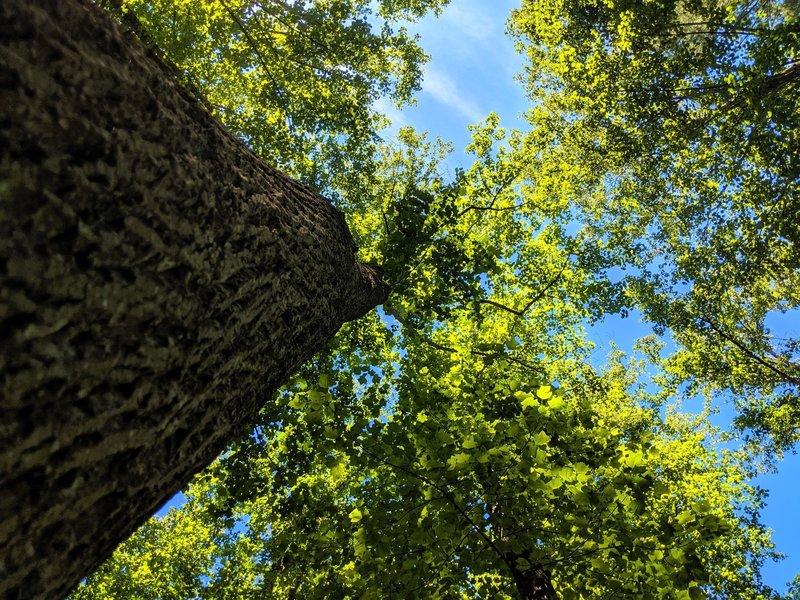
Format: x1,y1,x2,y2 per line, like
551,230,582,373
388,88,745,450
511,0,800,453
107,0,449,188
73,0,798,598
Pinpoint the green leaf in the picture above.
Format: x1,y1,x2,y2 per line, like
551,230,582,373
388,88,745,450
447,452,472,470
533,431,551,446
349,508,363,524
463,437,479,449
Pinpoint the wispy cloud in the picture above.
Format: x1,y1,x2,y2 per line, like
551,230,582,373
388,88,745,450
410,1,524,93
440,3,495,42
373,97,408,129
422,67,484,124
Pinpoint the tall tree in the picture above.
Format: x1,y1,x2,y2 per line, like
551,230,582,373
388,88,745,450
509,0,800,454
0,0,389,597
42,1,796,598
74,127,780,600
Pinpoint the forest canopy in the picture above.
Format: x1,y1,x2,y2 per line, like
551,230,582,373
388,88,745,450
76,0,799,598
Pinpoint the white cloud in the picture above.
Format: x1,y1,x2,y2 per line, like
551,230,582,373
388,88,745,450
422,66,484,124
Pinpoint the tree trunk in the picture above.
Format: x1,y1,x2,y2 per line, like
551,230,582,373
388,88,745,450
511,564,557,600
0,1,388,598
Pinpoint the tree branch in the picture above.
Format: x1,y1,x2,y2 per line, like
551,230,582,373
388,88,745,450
479,268,565,318
700,315,800,385
218,0,294,134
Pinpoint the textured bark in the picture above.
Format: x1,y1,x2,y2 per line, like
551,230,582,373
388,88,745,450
0,1,388,598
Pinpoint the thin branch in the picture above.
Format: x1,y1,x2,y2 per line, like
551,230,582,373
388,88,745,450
407,528,474,596
218,0,294,134
255,0,337,57
691,60,800,132
479,298,528,317
645,28,762,38
416,330,540,372
460,201,528,214
457,167,524,219
481,267,565,318
700,315,800,385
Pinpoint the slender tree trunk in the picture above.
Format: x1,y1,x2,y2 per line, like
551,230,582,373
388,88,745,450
0,1,388,598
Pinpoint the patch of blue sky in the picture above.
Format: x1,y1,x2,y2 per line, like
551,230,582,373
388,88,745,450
754,450,800,592
765,306,800,358
155,490,187,518
375,0,528,171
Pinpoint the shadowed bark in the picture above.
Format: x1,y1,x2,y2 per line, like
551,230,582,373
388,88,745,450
0,0,388,597
511,561,557,600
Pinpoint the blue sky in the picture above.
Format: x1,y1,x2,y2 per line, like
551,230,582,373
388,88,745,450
375,0,528,166
384,0,800,594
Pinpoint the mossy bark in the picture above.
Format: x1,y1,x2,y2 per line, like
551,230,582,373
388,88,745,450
0,0,388,597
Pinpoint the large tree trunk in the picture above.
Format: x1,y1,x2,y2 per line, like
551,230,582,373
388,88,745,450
0,1,388,597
